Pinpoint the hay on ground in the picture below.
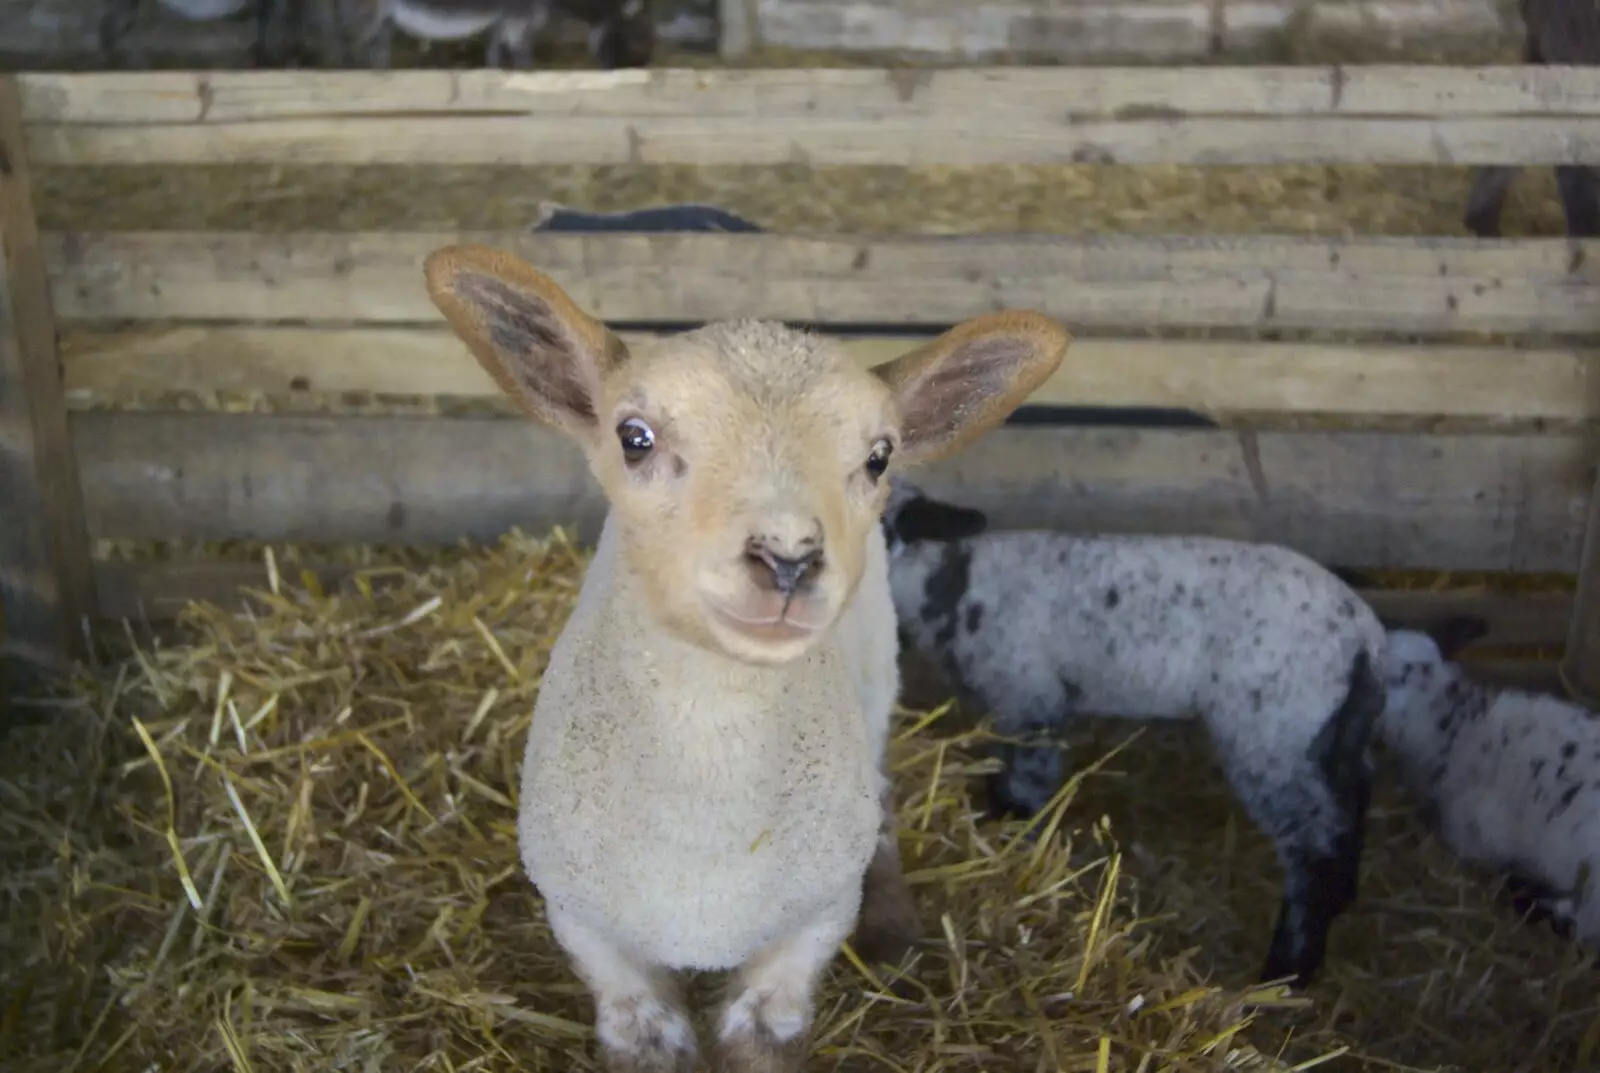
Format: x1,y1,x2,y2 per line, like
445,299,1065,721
2,529,1329,1073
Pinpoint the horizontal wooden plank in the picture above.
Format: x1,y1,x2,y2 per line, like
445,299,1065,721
41,231,1600,336
90,556,1575,652
29,67,1600,124
57,324,1600,422
29,115,1600,168
21,67,1600,166
70,412,1593,572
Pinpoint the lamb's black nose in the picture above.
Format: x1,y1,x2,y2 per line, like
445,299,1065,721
745,544,824,597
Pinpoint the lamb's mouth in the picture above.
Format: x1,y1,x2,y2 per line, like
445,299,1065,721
705,597,827,645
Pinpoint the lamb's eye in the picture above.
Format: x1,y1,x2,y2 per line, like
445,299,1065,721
865,439,893,482
618,419,655,465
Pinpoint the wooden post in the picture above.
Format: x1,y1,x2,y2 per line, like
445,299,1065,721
1563,454,1600,704
0,75,96,673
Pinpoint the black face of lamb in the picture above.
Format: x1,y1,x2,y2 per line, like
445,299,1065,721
892,494,990,547
920,540,972,650
984,719,1068,826
1258,649,1384,989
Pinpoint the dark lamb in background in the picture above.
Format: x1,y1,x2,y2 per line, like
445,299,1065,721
100,0,305,67
345,0,654,69
1464,0,1600,237
528,201,765,233
878,477,1387,988
527,201,1218,428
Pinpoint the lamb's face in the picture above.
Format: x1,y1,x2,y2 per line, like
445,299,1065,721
422,245,1072,668
878,477,990,558
1378,629,1459,762
590,323,901,666
877,477,991,625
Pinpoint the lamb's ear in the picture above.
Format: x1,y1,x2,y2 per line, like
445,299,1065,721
1425,614,1491,660
891,493,989,545
423,244,629,438
871,311,1070,465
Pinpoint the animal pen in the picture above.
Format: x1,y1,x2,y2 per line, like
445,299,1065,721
3,63,1600,1072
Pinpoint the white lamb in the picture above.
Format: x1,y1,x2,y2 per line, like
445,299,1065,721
878,477,1388,988
1380,617,1600,950
422,245,1070,1073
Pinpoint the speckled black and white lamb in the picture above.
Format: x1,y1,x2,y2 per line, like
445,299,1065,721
879,477,1387,988
1380,617,1600,951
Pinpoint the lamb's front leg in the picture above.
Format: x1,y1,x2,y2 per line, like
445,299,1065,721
851,781,919,966
712,906,856,1073
546,909,697,1073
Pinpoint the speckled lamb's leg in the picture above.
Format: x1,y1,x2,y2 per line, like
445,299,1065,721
984,705,1068,825
355,4,394,68
1463,166,1517,237
546,909,697,1073
1555,166,1600,237
1465,29,1544,237
255,0,301,67
1219,651,1383,988
711,908,855,1073
851,781,919,966
98,0,144,68
987,739,1065,823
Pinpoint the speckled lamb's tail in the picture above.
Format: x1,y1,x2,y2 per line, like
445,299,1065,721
1322,648,1385,791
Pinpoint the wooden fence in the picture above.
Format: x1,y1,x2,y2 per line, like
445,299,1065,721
3,65,1600,694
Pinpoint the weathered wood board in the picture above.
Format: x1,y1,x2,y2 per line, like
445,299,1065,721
57,324,1600,423
40,231,1600,337
0,78,94,669
70,412,1592,573
21,66,1600,166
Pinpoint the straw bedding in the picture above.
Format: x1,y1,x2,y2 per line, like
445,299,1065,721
5,531,1598,1073
4,530,1335,1073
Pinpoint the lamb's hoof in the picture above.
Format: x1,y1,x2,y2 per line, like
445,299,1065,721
854,870,920,969
1462,211,1500,239
982,773,1051,830
1256,955,1315,992
1257,925,1323,992
600,1042,697,1073
596,996,697,1073
853,914,918,969
712,985,811,1073
710,1029,809,1073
